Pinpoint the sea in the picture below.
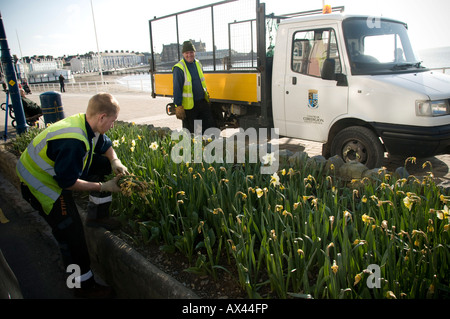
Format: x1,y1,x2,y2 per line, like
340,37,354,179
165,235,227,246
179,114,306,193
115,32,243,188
417,46,450,69
116,46,450,92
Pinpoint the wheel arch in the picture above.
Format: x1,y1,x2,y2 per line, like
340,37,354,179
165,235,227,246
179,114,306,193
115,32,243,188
322,117,385,158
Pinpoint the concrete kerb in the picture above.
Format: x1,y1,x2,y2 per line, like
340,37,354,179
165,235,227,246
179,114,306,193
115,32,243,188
0,146,199,299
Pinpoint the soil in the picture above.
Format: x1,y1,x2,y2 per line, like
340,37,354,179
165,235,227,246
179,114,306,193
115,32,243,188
117,227,249,299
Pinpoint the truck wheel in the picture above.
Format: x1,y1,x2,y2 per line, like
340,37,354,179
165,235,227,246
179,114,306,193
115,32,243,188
330,126,384,168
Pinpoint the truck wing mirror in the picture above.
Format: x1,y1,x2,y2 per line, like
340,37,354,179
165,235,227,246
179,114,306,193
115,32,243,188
322,58,348,87
321,58,336,80
335,73,348,87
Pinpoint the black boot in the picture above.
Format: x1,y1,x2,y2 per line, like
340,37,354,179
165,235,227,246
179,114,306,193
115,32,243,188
73,276,115,299
85,199,121,231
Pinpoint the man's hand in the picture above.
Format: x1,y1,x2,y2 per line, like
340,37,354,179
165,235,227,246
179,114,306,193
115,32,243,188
100,175,122,193
175,105,186,120
111,158,128,175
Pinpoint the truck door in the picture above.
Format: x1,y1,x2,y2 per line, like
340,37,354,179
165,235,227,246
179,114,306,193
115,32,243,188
283,26,348,142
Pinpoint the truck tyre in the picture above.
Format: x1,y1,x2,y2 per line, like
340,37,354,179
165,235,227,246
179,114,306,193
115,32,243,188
330,126,384,168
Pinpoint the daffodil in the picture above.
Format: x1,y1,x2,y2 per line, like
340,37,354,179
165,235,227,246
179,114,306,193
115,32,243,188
112,139,120,147
362,214,373,225
270,229,276,240
236,191,247,200
329,216,335,228
149,142,158,151
331,260,338,274
256,187,264,198
282,210,292,218
354,273,362,286
403,196,413,211
436,205,449,220
262,152,276,166
270,172,280,186
440,194,449,204
344,210,352,222
386,291,397,299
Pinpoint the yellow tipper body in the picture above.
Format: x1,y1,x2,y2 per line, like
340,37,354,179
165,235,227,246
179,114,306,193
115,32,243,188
154,72,260,104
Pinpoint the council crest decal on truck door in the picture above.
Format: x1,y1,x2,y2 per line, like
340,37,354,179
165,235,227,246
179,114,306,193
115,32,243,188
308,89,319,109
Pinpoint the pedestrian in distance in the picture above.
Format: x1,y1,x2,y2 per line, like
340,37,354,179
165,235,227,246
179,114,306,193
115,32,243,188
19,88,42,125
172,40,216,134
59,74,65,93
16,92,128,298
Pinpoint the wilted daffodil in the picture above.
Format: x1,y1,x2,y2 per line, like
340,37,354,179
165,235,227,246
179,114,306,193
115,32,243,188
118,174,153,201
331,260,338,274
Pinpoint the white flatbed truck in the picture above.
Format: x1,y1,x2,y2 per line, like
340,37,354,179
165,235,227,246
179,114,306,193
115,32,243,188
149,0,450,168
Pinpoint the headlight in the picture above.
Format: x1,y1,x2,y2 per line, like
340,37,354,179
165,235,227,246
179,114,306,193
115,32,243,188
416,100,450,117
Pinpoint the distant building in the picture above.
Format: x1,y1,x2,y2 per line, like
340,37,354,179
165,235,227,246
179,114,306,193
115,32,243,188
69,51,148,73
19,55,70,84
161,39,206,62
17,50,150,83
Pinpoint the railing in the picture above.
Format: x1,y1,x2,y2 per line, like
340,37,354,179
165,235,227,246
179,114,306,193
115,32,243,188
28,67,450,94
429,67,450,74
29,79,151,94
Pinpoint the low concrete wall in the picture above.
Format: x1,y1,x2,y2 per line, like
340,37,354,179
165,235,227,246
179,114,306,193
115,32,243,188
0,250,23,299
0,146,198,299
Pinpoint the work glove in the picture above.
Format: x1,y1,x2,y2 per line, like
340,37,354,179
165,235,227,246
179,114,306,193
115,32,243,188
175,105,186,120
111,158,129,175
100,175,122,193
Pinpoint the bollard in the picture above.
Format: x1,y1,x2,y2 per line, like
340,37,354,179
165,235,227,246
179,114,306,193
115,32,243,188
39,91,65,125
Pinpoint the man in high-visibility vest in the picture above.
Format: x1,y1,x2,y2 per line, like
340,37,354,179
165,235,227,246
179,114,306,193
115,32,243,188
173,40,216,134
16,92,128,298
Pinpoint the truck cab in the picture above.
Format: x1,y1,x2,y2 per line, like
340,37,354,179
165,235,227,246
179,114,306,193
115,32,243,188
272,13,450,168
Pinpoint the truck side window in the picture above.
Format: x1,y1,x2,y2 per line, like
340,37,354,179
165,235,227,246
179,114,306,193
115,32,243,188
292,29,341,77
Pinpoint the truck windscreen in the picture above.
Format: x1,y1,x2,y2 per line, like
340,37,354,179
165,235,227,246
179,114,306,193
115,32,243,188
343,17,426,75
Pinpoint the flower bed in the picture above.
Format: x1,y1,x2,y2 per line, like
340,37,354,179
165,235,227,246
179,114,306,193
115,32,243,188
11,123,450,299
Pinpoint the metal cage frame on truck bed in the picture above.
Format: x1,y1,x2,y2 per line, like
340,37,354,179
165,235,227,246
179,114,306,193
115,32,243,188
148,0,344,129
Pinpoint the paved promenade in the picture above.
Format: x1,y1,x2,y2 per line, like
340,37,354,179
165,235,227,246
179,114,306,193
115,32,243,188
1,86,449,185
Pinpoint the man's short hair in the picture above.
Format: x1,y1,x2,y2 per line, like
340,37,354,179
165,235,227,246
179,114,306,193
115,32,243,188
86,92,120,117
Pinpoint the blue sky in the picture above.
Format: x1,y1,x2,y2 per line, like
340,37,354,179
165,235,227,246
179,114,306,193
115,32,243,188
1,0,449,58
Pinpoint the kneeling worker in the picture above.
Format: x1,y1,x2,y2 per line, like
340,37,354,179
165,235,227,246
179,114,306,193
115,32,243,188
16,92,128,298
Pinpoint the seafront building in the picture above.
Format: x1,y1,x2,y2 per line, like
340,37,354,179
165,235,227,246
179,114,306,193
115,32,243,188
14,51,150,84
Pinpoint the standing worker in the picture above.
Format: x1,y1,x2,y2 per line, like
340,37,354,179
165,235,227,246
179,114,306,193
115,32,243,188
59,74,65,92
16,92,129,298
173,40,216,134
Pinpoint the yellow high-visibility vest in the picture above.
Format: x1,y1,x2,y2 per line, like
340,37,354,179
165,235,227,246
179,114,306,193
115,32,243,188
16,113,97,214
173,59,209,110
